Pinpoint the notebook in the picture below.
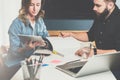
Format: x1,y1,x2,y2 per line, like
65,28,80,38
56,51,120,78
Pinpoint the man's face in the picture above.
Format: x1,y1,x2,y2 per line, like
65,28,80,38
93,0,109,16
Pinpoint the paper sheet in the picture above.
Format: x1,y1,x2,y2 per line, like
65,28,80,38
47,37,91,62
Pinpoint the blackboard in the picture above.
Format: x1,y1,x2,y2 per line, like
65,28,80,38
43,0,95,19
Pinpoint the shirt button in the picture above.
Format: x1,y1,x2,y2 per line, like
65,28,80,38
99,41,102,44
108,20,110,22
100,32,103,35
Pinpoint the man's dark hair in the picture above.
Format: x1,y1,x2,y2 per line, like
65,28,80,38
105,0,116,3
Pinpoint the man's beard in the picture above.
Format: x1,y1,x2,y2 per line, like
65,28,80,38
96,8,109,21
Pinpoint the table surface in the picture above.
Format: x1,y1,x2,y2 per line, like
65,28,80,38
11,37,117,80
11,54,116,80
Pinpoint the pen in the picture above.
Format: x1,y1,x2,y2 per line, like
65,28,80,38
34,58,39,75
33,58,36,71
38,55,44,63
25,58,29,65
53,50,64,57
34,55,43,76
30,59,33,65
26,59,34,79
59,32,63,36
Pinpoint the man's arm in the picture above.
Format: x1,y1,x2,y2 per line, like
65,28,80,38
89,49,117,57
60,32,89,42
96,49,117,54
75,48,117,57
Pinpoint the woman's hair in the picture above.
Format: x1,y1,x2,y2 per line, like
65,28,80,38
18,0,45,25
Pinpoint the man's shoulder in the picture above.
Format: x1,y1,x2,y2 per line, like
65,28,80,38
117,10,120,16
111,9,120,21
116,9,120,14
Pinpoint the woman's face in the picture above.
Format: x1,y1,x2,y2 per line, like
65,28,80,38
28,0,41,17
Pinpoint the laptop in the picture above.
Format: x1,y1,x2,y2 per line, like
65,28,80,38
56,52,120,78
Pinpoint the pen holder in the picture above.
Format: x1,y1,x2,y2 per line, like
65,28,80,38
21,61,41,80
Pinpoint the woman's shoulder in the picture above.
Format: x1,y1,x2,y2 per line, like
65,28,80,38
37,17,44,22
12,17,23,23
36,17,45,24
10,17,25,29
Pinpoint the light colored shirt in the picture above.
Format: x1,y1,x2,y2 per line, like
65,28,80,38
8,17,49,57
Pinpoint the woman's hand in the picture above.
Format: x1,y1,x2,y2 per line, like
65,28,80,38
25,40,46,49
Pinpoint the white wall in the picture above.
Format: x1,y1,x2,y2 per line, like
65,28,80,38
0,0,21,45
0,0,120,46
116,0,120,7
0,1,2,45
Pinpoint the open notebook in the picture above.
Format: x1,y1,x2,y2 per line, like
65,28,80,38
56,51,120,77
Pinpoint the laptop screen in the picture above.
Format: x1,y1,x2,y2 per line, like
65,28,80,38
68,66,83,73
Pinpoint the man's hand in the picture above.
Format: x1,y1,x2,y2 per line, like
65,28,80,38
59,32,72,38
75,47,93,59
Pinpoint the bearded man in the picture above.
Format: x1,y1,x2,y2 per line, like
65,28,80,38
60,0,120,56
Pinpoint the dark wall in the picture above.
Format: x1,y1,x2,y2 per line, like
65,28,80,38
43,0,95,30
43,0,95,19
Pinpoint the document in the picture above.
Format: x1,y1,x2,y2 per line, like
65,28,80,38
47,37,91,50
47,37,82,51
46,37,90,61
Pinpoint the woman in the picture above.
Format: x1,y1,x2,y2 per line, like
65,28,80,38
8,0,49,58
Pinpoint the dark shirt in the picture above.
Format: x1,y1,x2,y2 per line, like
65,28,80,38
87,5,120,51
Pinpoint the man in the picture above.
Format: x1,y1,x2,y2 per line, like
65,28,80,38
60,0,120,57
